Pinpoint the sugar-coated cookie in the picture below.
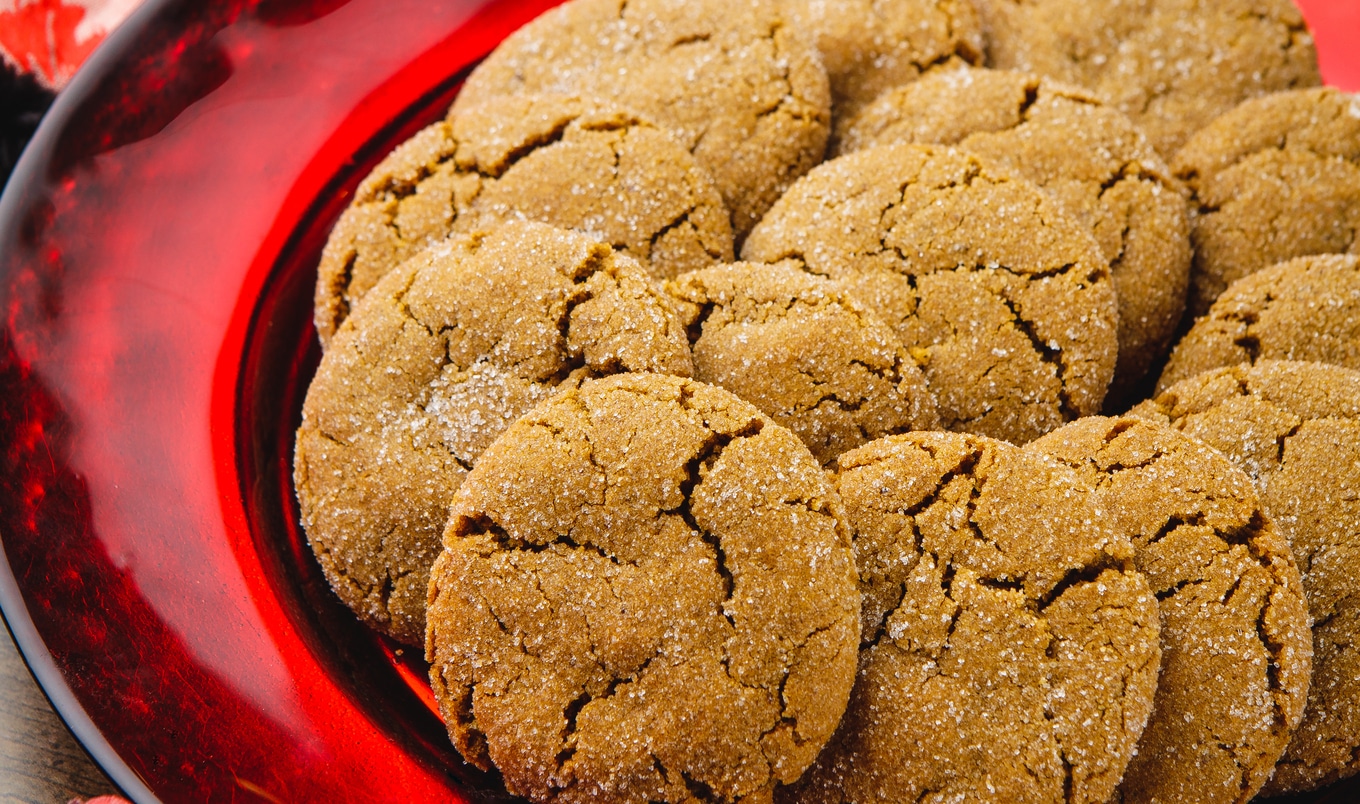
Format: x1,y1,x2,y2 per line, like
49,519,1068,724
668,261,939,464
1159,254,1360,393
426,373,861,803
779,0,983,117
453,0,831,238
294,222,692,645
785,431,1160,803
1030,416,1313,804
314,93,732,344
837,66,1190,402
1134,360,1360,793
743,143,1118,444
1172,87,1360,315
981,0,1320,156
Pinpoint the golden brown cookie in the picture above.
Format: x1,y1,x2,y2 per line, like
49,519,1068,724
1172,87,1360,316
778,0,983,118
980,0,1321,156
742,143,1119,444
294,222,692,646
452,0,831,239
426,373,861,803
666,261,940,465
836,66,1190,402
1029,416,1313,804
1132,361,1360,793
313,93,733,345
784,432,1160,803
1159,254,1360,394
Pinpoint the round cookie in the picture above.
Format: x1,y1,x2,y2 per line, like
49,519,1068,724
314,93,734,345
425,373,861,803
1028,416,1313,804
778,0,983,118
294,221,693,646
1132,361,1360,793
836,66,1191,402
452,0,831,239
667,261,940,465
1172,87,1360,316
1159,254,1360,394
742,143,1119,444
980,0,1321,156
785,432,1161,804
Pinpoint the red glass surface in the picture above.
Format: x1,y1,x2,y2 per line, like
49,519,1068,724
0,0,1357,801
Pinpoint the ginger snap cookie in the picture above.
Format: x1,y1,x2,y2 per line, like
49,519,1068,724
980,0,1321,157
314,93,733,345
742,143,1119,444
452,0,831,239
836,66,1190,402
783,432,1160,803
1159,254,1360,394
778,0,983,118
667,261,940,465
294,222,692,646
1132,361,1360,793
1029,416,1313,804
425,373,861,803
1172,87,1360,316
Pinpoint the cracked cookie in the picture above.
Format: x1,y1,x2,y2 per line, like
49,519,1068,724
1028,416,1313,804
742,143,1119,444
314,93,733,345
778,0,983,118
451,0,831,240
1172,87,1360,316
1131,360,1360,794
425,373,861,803
783,431,1160,803
979,0,1321,157
666,261,940,465
294,221,692,646
835,66,1190,403
1159,254,1360,394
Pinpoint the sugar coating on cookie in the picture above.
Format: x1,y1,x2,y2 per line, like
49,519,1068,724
452,0,831,238
425,374,861,803
667,261,940,465
1159,254,1360,393
1172,87,1360,315
1132,361,1360,793
1029,416,1313,804
784,432,1159,804
742,143,1119,444
313,93,734,345
779,0,983,117
981,0,1320,156
294,222,692,646
836,66,1190,402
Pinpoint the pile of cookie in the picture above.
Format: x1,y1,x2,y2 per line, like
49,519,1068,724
291,0,1360,800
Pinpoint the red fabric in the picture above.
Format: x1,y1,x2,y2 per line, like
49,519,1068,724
0,0,140,90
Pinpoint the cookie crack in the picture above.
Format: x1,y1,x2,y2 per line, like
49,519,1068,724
1145,512,1208,547
647,205,707,260
1017,80,1041,120
478,116,576,179
1037,555,1127,612
996,291,1078,420
861,580,910,650
367,131,460,202
454,514,633,566
667,419,767,626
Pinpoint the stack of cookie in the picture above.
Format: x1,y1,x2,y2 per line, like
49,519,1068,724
292,0,1360,800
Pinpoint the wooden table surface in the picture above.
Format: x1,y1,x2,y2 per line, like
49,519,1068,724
0,629,120,804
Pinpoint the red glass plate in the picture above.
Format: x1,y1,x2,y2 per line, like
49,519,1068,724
0,0,1356,801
